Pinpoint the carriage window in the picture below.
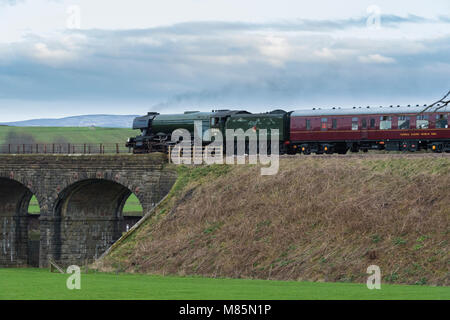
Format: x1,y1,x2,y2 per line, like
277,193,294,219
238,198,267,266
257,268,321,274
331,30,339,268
370,118,376,129
321,118,327,130
398,116,410,129
436,114,448,128
416,115,429,129
352,117,358,130
362,119,367,129
380,116,392,130
306,119,311,130
332,119,337,129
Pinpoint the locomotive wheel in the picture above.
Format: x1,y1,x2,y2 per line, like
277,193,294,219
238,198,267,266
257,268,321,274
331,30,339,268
350,143,360,153
300,145,311,155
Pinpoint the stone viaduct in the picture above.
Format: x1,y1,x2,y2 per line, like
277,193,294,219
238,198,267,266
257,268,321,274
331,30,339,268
0,153,177,268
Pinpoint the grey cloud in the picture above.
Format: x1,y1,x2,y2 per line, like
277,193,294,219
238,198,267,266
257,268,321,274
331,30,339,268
438,16,450,23
80,14,438,38
0,15,449,116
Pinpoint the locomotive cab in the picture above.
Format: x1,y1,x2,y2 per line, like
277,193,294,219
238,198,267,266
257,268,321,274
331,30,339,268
209,110,251,140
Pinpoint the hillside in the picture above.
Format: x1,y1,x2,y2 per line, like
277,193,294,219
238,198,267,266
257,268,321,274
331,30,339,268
97,156,450,286
1,114,139,128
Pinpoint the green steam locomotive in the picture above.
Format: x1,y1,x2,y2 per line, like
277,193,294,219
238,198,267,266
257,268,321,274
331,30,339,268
126,109,291,154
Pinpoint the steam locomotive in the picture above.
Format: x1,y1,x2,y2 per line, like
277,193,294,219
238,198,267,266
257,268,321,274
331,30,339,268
126,105,450,154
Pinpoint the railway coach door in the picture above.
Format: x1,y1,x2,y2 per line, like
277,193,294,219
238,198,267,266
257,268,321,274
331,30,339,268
361,118,369,139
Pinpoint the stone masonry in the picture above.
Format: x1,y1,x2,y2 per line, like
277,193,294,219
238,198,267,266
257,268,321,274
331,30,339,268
0,153,177,268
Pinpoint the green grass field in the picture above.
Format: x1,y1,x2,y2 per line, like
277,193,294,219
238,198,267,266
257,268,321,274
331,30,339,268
0,269,448,300
28,194,143,215
28,196,40,214
0,126,137,145
122,194,144,215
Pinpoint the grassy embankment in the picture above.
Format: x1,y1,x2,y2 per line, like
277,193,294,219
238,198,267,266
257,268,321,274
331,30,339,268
97,156,450,288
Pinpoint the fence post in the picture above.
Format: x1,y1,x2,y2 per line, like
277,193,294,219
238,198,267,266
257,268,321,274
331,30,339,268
52,144,55,154
116,143,119,154
8,144,10,154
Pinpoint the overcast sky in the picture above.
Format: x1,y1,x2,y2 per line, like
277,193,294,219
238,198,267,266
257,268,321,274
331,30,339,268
1,0,449,121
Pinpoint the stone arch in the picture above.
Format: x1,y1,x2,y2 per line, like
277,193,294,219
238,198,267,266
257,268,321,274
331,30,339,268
0,177,41,266
51,178,144,266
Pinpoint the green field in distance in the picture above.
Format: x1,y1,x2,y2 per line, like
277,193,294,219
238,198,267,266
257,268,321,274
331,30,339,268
0,269,448,300
0,126,137,145
28,194,143,216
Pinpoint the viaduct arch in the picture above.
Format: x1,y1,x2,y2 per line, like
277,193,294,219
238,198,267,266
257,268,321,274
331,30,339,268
0,177,37,266
0,154,176,268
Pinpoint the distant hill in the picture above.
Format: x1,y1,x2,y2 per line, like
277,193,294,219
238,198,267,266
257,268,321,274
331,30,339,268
1,114,139,128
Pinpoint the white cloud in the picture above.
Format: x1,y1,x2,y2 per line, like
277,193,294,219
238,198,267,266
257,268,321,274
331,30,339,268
314,47,337,60
358,53,396,64
258,35,291,66
31,42,77,65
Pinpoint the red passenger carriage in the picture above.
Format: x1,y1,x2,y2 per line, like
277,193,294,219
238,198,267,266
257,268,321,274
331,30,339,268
289,105,450,154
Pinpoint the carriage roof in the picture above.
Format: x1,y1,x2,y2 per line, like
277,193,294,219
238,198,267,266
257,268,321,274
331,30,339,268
291,105,449,117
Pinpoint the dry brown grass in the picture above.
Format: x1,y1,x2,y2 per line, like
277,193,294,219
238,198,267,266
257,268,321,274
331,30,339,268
100,156,449,285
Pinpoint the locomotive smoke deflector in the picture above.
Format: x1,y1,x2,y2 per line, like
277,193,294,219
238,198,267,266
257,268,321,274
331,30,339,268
132,112,160,130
